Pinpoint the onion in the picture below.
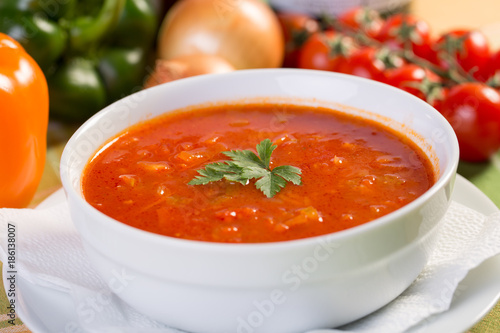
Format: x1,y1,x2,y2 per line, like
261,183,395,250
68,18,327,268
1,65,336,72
157,0,284,69
144,54,235,88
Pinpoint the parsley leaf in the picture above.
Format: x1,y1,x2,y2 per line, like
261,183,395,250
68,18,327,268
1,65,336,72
188,139,302,198
255,171,287,198
223,150,264,169
272,165,303,185
188,162,243,185
256,138,276,169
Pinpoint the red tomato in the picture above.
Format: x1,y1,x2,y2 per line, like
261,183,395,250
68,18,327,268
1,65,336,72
277,13,319,68
384,64,442,101
440,83,500,162
377,14,433,60
337,47,403,82
338,6,383,39
298,31,357,71
432,30,491,81
431,87,449,113
480,49,500,83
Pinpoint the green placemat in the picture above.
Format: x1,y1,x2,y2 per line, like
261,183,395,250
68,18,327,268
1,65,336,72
458,152,500,208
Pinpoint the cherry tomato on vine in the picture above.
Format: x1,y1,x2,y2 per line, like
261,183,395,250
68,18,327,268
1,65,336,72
298,31,357,71
479,48,500,84
384,64,443,101
432,30,491,81
337,46,403,82
338,6,383,39
440,82,500,162
277,13,319,68
376,14,433,60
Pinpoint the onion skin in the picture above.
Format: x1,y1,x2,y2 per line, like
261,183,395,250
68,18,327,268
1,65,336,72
157,0,284,69
144,54,235,88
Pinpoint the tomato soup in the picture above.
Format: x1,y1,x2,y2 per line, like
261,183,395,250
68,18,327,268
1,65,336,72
82,103,435,243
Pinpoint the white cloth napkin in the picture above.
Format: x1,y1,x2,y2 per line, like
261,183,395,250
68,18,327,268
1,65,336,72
1,190,500,333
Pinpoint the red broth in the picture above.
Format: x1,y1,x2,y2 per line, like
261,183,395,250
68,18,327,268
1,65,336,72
82,103,435,243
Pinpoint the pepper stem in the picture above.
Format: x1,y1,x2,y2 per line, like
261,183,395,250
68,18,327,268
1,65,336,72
68,0,125,53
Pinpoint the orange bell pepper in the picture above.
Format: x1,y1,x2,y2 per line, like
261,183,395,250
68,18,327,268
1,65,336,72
0,33,49,208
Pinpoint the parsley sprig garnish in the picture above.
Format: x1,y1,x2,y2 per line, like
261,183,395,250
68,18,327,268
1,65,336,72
188,139,302,198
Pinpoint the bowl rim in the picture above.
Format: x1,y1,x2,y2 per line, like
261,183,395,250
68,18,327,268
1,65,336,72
60,68,460,252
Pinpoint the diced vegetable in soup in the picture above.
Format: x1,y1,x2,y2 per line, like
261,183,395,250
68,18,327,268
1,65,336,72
82,103,435,243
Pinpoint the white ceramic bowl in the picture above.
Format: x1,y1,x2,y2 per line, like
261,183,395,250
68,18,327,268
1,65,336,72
60,69,459,333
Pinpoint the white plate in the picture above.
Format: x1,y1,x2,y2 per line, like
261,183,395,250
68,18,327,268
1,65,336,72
7,175,500,333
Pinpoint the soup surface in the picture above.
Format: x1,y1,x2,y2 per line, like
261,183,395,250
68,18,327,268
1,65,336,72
82,103,435,243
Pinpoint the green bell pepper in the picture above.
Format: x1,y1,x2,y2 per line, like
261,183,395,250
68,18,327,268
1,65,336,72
0,0,158,122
